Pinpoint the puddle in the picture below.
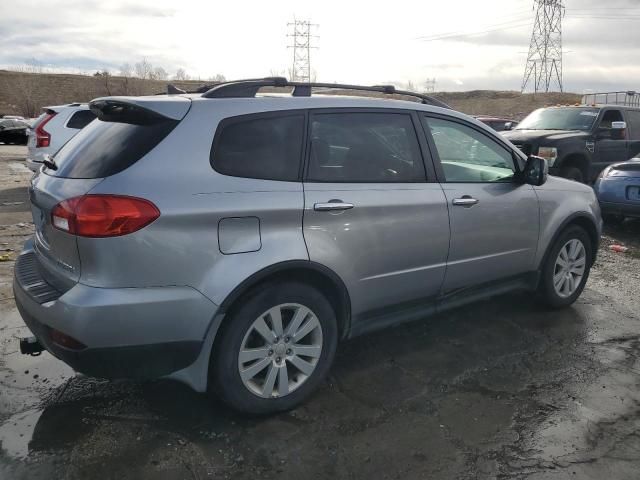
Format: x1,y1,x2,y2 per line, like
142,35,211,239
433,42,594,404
0,408,43,459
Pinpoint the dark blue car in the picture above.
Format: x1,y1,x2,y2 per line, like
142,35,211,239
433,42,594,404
594,158,640,222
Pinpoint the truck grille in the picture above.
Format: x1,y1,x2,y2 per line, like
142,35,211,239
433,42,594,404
15,252,63,304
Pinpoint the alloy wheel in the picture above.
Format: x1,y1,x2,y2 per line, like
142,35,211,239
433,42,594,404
553,238,586,298
238,303,323,398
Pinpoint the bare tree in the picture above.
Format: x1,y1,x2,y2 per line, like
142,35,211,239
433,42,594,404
93,69,112,95
153,66,168,81
404,80,416,91
207,73,226,82
174,68,189,81
119,63,133,77
134,58,153,79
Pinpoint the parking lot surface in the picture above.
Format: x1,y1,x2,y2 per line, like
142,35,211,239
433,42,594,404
1,145,639,480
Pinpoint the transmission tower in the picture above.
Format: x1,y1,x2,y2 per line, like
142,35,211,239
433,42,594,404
521,0,565,93
287,19,318,82
424,78,437,93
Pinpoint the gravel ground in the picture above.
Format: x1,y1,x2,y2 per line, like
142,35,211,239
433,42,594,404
1,145,639,480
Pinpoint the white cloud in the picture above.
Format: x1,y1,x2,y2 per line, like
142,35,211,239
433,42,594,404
1,0,639,92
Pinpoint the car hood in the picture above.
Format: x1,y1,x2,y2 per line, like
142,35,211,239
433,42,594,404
503,130,589,143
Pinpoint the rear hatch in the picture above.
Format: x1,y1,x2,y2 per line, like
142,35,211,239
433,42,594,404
28,95,190,291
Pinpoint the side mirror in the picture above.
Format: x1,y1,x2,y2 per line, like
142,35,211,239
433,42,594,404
612,121,627,130
521,155,548,186
504,122,514,131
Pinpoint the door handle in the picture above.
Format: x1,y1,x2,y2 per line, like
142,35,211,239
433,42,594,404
452,196,479,207
314,201,354,212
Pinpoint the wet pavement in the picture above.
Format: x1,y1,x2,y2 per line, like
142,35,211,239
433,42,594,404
1,146,639,479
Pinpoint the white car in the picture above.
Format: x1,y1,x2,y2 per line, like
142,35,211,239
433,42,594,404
26,104,96,172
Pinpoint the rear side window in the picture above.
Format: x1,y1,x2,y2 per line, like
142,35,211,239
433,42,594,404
211,114,304,181
47,107,178,179
307,113,425,183
66,109,96,129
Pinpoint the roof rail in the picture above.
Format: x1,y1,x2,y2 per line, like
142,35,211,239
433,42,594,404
581,91,640,107
201,77,451,109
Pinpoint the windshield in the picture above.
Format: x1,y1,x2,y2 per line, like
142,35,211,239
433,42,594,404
516,107,600,131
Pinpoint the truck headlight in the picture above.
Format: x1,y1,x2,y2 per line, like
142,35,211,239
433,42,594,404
537,147,558,167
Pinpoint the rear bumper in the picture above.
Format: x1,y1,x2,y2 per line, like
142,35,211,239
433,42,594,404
13,244,219,380
599,201,640,218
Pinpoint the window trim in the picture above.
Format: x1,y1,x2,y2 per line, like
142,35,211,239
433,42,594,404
420,112,526,184
209,109,308,182
302,108,431,184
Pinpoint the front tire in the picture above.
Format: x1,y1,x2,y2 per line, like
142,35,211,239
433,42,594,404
210,282,338,415
539,226,592,308
560,165,585,183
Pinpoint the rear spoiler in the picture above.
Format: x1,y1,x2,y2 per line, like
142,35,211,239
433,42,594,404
89,96,191,122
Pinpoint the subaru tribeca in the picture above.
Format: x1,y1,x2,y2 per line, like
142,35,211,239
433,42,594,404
14,78,602,414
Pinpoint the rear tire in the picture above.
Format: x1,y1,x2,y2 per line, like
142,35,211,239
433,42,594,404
210,281,338,415
538,226,592,308
560,165,584,183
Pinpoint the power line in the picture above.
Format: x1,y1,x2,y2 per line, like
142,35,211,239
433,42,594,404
522,0,565,93
417,15,532,42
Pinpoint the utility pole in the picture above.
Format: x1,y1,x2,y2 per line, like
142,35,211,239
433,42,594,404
287,19,318,82
521,0,565,93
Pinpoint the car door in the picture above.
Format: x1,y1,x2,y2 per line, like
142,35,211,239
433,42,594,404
593,109,629,175
420,114,540,293
624,109,640,159
302,110,450,327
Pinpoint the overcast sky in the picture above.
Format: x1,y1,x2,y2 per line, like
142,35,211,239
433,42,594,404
1,0,639,93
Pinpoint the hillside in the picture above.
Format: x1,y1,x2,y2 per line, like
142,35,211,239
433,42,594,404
0,70,581,119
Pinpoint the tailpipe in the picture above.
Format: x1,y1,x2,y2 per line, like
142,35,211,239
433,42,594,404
20,336,44,356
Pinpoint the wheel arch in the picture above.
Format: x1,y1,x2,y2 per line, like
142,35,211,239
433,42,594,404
538,213,600,272
217,260,352,341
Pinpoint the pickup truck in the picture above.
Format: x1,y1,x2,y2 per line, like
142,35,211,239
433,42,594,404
503,97,640,183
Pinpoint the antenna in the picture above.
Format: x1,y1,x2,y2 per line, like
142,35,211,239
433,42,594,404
521,0,565,93
287,19,319,83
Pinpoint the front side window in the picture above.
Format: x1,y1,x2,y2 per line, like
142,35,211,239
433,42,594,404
212,114,304,181
598,109,623,129
307,113,425,183
423,116,515,183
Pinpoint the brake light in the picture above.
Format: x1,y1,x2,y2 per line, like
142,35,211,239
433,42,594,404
51,195,160,237
35,112,57,148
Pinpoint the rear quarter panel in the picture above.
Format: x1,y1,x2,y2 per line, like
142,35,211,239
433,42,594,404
79,99,309,306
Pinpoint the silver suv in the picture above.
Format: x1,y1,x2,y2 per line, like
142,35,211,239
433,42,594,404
14,78,602,414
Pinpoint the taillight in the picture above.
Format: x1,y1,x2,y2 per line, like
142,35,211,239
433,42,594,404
35,112,57,148
50,328,86,351
51,195,160,238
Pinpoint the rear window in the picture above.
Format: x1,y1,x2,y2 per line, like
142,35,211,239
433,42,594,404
46,109,178,179
211,113,304,181
66,109,96,129
612,162,640,172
